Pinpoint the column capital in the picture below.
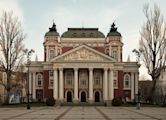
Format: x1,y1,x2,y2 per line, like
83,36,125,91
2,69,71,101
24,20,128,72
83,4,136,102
104,68,108,71
53,68,58,71
89,67,93,71
59,68,63,71
109,68,114,71
74,68,78,71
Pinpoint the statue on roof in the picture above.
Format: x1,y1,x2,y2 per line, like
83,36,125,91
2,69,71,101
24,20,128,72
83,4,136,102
49,21,57,32
110,22,117,32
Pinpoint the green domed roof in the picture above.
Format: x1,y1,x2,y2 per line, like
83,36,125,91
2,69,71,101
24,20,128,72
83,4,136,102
107,31,121,36
107,22,121,37
45,23,59,36
61,28,105,38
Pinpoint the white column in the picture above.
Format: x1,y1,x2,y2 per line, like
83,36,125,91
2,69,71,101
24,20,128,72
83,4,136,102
135,72,139,95
32,72,36,99
131,72,134,100
89,68,93,102
74,68,78,101
46,46,49,61
103,68,108,101
59,68,64,100
29,72,32,94
118,46,121,62
55,45,58,56
109,69,114,100
53,69,58,100
109,46,112,56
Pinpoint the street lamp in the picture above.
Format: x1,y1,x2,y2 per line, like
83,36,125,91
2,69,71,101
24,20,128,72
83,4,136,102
26,49,34,110
136,88,141,110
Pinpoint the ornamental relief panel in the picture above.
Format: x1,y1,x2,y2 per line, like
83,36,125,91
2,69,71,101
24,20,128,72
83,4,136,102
64,48,104,61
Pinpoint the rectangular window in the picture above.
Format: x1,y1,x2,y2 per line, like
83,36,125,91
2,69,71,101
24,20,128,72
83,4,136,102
113,71,118,88
49,78,53,87
49,70,53,77
49,70,54,87
94,73,101,85
81,79,86,85
38,80,42,87
94,70,102,86
65,72,73,85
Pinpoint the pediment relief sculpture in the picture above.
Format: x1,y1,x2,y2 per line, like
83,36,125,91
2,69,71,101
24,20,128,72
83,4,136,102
64,48,104,61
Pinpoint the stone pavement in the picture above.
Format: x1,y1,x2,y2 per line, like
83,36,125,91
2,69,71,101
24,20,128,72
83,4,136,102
0,106,165,120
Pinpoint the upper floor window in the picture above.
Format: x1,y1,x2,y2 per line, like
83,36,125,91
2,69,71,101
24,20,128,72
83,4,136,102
72,33,77,37
37,74,43,87
79,70,88,86
112,50,117,59
81,33,85,37
124,74,130,89
49,49,54,60
49,78,54,87
65,71,73,85
113,71,118,88
90,33,94,37
94,71,102,86
49,70,54,87
49,70,53,77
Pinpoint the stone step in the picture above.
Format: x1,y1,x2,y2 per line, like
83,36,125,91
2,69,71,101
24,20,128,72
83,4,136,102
60,102,106,106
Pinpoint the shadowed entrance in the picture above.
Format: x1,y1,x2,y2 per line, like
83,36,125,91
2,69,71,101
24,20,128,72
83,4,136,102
67,91,72,102
95,91,100,102
81,92,86,102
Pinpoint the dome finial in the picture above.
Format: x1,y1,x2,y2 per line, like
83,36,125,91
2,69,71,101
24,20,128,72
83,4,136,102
52,19,55,26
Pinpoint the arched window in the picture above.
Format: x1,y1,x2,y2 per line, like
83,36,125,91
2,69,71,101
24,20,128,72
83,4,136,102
49,49,54,60
124,74,130,89
37,74,43,87
112,50,117,59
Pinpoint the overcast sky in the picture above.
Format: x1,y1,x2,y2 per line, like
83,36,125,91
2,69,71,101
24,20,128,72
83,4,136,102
0,0,166,80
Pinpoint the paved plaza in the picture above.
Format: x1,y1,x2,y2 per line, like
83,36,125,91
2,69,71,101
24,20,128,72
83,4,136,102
0,106,165,120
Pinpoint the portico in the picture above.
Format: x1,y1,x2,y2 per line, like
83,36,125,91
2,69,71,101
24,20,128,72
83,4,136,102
53,66,114,103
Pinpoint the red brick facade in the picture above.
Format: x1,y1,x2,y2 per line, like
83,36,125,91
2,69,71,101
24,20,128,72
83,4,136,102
43,70,53,99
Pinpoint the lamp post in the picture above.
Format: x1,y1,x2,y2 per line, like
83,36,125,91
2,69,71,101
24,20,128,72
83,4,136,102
136,88,141,110
26,49,34,110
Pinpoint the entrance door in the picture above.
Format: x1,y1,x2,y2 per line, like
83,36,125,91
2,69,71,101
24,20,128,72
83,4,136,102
81,91,86,102
95,91,100,102
67,91,72,102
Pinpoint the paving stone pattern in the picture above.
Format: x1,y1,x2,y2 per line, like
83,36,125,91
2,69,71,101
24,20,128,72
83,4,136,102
0,107,165,120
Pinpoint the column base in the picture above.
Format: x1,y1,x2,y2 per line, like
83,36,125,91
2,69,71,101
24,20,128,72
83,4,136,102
88,99,94,104
56,99,64,105
73,99,79,103
106,100,112,106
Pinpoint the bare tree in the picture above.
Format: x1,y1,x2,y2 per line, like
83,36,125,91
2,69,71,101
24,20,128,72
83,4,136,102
0,11,26,104
133,4,166,101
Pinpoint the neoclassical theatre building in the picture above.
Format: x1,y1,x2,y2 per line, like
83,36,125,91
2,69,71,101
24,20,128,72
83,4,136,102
28,22,139,104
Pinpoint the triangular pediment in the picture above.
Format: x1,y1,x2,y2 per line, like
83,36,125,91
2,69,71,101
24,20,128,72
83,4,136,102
51,45,116,62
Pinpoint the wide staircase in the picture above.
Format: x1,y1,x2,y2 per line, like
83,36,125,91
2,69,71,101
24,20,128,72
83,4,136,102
61,102,106,106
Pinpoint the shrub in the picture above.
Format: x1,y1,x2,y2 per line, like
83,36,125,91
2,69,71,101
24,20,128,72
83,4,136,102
46,96,55,106
112,97,122,106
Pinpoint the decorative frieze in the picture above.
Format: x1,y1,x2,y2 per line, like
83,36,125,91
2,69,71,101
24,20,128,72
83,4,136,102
53,62,114,69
